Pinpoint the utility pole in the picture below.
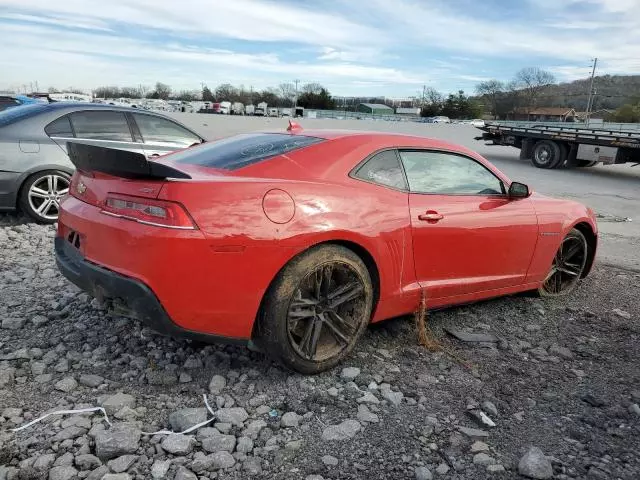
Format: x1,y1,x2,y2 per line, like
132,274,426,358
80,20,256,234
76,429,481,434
293,79,300,108
585,57,598,126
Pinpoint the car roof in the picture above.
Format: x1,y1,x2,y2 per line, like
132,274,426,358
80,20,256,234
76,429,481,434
270,128,477,154
0,101,197,132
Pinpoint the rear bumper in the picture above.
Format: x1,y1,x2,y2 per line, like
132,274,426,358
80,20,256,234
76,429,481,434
54,236,246,345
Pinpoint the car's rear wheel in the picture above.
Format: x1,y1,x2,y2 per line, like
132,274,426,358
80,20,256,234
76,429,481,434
256,245,373,374
19,170,71,223
538,228,588,297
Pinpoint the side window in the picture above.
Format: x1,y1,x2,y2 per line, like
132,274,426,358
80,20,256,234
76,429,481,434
70,111,133,141
399,150,504,195
353,150,407,190
45,115,74,137
133,114,200,145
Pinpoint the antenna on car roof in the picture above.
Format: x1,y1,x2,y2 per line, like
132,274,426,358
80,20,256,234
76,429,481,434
287,119,302,132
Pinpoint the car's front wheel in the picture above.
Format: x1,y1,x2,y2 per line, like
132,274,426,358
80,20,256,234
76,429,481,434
538,228,588,297
19,170,71,223
256,245,374,374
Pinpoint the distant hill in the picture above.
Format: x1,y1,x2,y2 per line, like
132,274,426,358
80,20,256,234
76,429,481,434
535,74,640,111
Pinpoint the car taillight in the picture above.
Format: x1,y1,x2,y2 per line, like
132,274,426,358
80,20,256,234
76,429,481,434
101,193,196,230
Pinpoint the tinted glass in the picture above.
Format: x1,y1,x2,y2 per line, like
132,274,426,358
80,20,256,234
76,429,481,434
399,150,504,195
172,133,324,170
45,115,74,137
354,150,407,190
133,113,200,145
70,111,132,141
0,103,50,127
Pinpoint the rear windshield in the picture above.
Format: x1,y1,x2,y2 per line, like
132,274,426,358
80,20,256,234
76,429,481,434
0,103,50,127
171,133,324,170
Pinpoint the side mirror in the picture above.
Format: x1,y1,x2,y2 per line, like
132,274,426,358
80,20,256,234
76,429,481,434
508,182,530,198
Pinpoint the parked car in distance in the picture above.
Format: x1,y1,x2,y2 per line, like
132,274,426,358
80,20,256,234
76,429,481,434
56,128,597,373
432,116,451,123
280,108,292,117
255,102,267,116
470,119,485,127
268,107,279,117
0,94,42,112
0,102,204,222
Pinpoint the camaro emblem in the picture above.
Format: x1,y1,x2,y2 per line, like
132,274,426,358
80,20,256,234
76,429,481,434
77,182,87,194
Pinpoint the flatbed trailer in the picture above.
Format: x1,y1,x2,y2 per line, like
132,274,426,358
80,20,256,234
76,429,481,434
476,122,640,169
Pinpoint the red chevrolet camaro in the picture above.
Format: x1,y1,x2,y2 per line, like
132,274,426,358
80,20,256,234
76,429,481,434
55,124,597,373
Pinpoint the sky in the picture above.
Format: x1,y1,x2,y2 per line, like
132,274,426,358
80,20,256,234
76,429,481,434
1,0,639,97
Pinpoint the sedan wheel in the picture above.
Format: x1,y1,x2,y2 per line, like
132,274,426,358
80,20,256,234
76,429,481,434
539,228,588,296
257,245,373,373
20,170,71,223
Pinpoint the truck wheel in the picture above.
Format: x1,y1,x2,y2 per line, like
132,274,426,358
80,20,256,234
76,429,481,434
577,160,598,168
531,140,563,169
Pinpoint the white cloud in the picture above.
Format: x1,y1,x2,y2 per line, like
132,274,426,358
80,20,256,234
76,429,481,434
367,0,640,67
0,23,423,92
0,0,638,95
0,0,385,48
0,13,113,31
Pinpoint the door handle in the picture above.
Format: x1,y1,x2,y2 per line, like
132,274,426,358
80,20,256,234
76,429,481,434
418,211,444,222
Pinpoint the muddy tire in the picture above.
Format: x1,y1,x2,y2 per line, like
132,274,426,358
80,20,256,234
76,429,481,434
538,228,588,297
255,244,373,374
531,140,564,169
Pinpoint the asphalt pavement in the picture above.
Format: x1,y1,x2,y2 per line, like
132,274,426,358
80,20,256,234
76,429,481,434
168,113,640,271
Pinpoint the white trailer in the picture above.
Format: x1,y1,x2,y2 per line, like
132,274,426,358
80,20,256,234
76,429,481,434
219,101,231,114
231,102,245,115
245,104,256,115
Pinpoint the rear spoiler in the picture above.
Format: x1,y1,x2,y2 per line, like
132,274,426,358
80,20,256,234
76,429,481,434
66,142,191,180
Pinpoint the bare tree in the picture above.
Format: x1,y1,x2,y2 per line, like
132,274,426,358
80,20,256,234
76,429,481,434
215,83,238,102
302,82,323,95
423,87,444,106
278,83,295,106
475,79,504,119
512,67,556,117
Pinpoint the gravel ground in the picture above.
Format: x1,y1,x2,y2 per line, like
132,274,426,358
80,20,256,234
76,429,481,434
1,215,639,480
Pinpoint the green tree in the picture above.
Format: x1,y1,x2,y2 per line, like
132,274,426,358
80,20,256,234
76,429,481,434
202,86,214,102
612,102,640,122
297,87,335,109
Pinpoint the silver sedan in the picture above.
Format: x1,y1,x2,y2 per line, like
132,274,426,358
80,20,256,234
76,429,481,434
0,103,204,222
